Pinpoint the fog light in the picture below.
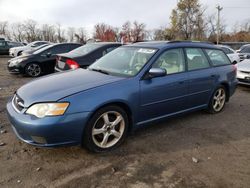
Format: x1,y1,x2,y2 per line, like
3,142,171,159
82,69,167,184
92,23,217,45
31,136,47,144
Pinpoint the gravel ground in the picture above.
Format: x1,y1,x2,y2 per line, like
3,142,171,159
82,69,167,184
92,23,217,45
0,56,250,188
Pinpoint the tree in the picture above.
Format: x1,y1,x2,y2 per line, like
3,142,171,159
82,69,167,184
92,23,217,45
11,22,25,42
93,23,116,42
207,14,226,42
67,27,75,42
55,23,67,43
41,24,56,42
168,0,206,40
23,19,41,42
121,21,146,43
75,27,87,44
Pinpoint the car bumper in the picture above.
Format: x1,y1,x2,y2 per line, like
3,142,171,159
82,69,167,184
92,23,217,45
6,99,91,147
237,71,250,86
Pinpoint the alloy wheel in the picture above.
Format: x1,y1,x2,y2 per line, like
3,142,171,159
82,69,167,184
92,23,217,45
26,64,41,77
92,111,125,148
212,88,226,112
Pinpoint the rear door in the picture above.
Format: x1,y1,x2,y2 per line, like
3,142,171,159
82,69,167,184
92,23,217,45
185,48,216,108
139,48,189,123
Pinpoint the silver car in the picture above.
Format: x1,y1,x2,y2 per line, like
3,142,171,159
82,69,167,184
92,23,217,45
237,59,250,85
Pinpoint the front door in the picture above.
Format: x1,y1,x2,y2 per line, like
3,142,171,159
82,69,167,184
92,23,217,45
139,48,189,123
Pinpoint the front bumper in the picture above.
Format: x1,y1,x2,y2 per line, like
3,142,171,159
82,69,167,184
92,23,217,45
7,61,23,74
6,99,91,147
237,71,250,86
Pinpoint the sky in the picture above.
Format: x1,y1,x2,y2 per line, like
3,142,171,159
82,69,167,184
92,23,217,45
0,0,249,36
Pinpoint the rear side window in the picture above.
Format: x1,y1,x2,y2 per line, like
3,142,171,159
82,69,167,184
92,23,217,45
185,48,210,71
205,49,231,66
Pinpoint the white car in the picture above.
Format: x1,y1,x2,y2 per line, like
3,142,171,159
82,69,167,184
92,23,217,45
9,41,49,57
218,45,240,64
236,59,250,86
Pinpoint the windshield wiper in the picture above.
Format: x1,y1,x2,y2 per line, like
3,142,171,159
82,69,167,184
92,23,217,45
88,68,110,75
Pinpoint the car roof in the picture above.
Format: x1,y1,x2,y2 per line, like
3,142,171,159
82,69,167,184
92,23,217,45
128,41,218,50
87,42,121,46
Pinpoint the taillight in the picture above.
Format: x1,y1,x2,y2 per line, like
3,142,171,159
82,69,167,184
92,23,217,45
66,59,79,69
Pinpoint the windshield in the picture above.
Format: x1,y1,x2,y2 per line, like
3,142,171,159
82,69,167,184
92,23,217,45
69,43,103,56
89,47,157,77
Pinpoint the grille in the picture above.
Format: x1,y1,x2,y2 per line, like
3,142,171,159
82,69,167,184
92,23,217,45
12,94,25,112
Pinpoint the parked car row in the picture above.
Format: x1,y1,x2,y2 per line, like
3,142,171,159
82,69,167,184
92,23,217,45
7,42,122,77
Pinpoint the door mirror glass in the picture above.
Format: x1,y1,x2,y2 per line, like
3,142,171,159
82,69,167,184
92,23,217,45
147,68,166,78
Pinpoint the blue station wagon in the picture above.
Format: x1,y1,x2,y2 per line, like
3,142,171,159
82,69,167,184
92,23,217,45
6,41,238,152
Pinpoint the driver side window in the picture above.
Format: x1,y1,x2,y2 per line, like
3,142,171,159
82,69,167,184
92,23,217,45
152,48,185,75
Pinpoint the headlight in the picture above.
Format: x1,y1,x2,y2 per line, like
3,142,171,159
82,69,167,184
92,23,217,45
9,58,26,67
26,103,69,118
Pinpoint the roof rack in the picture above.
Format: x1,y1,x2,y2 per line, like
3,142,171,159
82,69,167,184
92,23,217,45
168,40,214,45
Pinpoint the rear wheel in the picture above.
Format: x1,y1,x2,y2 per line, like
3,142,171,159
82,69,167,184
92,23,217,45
25,63,42,77
83,106,129,152
207,86,226,114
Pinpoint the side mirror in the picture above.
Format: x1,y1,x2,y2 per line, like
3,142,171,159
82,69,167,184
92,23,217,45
145,68,166,79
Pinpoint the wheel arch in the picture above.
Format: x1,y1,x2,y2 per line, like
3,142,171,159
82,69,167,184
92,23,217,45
84,101,134,134
219,82,230,101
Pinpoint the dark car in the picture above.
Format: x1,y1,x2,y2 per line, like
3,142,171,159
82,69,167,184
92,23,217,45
0,40,23,55
21,44,50,56
55,42,121,71
6,41,237,152
7,43,81,77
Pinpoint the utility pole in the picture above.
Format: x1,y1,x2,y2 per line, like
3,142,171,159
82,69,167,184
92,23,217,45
216,5,223,44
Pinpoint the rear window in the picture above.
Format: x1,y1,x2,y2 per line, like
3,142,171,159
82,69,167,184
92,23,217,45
69,43,102,56
205,49,231,66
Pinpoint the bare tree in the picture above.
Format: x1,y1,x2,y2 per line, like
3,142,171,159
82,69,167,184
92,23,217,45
23,19,41,42
41,24,56,42
0,21,11,39
75,27,87,44
67,27,75,42
11,22,25,42
55,23,67,42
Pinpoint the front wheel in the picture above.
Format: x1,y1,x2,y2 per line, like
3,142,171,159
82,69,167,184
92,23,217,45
207,86,227,114
83,106,129,152
25,63,42,77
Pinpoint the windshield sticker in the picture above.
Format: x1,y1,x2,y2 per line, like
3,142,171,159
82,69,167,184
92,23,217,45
138,49,156,54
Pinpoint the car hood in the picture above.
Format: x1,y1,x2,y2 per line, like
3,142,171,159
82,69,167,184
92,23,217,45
237,59,250,72
16,69,125,107
8,54,34,62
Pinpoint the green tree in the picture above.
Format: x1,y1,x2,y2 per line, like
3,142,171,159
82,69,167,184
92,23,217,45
167,0,206,40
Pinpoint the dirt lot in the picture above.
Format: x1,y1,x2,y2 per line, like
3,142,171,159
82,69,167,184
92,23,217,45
0,56,250,188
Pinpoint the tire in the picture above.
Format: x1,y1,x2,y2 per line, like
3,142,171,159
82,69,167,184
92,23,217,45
207,86,227,114
25,63,42,77
83,105,129,152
